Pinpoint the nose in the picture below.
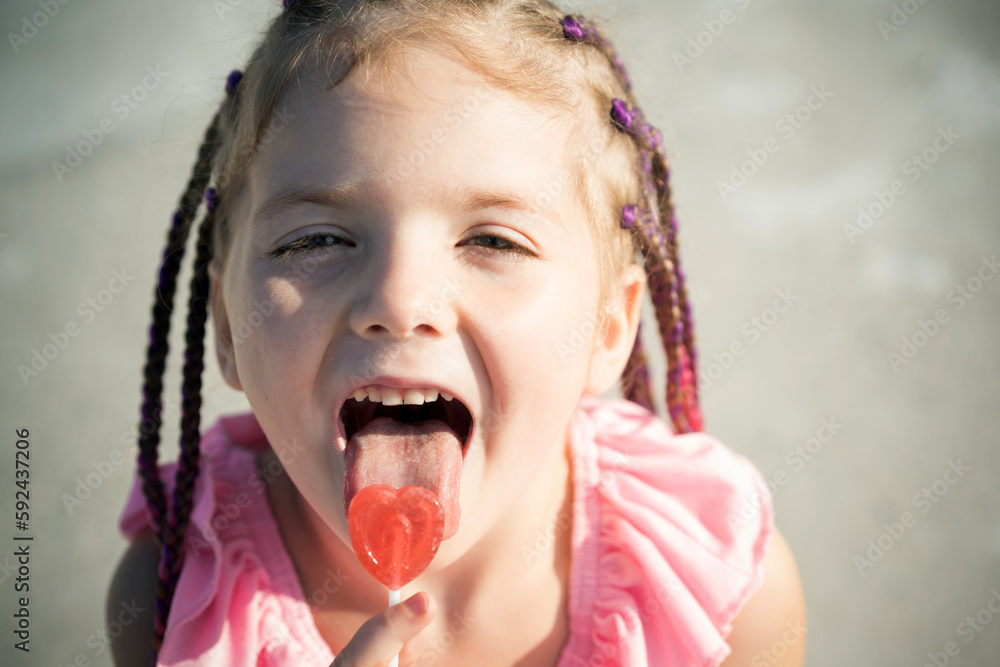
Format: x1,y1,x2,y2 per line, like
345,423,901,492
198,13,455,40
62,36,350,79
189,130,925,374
347,225,459,341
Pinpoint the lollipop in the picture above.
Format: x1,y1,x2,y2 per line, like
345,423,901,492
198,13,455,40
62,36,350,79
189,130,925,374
348,483,445,666
343,408,464,664
348,484,445,588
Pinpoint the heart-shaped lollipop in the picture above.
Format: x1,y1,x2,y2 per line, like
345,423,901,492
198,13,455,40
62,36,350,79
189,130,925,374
347,484,445,590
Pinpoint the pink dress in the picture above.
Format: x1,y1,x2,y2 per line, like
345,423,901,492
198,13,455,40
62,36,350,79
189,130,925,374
118,396,773,666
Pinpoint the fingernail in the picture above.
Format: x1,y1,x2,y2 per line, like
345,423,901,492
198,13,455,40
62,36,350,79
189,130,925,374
404,593,426,615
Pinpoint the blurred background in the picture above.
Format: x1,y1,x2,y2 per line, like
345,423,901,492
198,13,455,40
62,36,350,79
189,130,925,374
1,0,998,664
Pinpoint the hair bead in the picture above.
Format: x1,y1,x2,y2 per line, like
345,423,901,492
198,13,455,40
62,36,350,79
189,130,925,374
610,98,634,135
559,15,632,93
560,15,587,41
205,187,218,212
621,203,638,229
283,0,296,7
225,69,243,95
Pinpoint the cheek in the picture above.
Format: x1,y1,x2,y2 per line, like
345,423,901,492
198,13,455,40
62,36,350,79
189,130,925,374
229,274,329,397
489,254,599,371
469,251,600,411
464,267,595,485
225,273,351,525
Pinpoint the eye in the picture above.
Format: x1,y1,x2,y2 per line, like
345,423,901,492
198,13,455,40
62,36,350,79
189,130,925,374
462,233,535,258
271,233,353,259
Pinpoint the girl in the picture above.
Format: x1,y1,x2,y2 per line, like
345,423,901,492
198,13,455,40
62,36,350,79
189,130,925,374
108,0,806,665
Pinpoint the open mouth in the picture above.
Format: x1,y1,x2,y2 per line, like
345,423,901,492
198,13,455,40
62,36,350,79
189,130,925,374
339,394,474,451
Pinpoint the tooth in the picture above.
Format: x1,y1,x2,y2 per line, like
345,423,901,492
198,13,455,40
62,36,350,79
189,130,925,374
366,387,382,402
353,389,367,402
424,389,439,402
403,390,425,405
380,388,403,405
440,391,453,401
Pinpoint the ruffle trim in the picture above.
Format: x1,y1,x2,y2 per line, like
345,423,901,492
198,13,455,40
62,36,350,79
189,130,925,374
558,397,774,667
117,413,334,666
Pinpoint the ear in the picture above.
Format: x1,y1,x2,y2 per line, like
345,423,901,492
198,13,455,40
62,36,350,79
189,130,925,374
209,260,243,391
584,263,646,396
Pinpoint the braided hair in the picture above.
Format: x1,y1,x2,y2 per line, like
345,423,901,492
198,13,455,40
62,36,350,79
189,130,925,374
134,76,236,661
134,1,701,662
560,15,702,434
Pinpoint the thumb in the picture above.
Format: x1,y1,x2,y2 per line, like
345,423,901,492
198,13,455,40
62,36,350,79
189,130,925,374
330,592,435,667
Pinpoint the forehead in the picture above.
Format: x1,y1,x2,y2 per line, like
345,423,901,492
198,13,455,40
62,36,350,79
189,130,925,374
245,44,584,225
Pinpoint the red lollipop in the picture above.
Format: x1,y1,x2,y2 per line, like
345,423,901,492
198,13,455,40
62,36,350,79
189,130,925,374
347,484,445,590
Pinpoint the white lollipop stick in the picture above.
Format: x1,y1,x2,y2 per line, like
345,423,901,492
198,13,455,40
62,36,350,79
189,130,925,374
388,588,401,667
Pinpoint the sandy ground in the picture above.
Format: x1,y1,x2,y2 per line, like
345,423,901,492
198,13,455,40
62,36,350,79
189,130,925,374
1,0,998,665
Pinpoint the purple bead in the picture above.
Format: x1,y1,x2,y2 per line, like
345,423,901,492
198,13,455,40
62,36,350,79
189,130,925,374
205,187,219,212
283,0,295,7
560,16,587,41
225,70,243,95
621,204,638,229
610,98,634,134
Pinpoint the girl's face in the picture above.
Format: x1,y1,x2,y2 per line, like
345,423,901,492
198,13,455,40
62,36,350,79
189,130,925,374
213,45,640,563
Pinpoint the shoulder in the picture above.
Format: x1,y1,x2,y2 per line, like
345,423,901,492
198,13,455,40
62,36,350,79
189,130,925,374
569,397,785,665
105,529,160,667
579,397,773,541
108,412,269,666
720,527,808,666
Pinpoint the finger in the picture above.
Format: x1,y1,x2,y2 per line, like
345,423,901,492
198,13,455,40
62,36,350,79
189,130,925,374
330,592,435,667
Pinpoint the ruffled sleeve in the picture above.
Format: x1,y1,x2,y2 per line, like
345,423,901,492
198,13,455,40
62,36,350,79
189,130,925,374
558,397,774,667
117,413,334,666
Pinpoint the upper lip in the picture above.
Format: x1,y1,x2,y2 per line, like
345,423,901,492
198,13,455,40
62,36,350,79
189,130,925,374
334,375,472,446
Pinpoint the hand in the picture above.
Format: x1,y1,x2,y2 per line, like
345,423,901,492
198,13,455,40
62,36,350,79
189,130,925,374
329,592,435,667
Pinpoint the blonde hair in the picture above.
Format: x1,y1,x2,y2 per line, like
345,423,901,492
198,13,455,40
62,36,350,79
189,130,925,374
210,0,642,311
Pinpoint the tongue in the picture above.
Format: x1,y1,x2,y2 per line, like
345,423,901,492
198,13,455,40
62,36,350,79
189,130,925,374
344,416,462,539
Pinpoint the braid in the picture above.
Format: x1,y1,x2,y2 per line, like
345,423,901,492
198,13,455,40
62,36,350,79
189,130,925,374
656,148,703,430
641,116,701,432
136,112,222,542
151,206,214,657
648,118,702,429
561,15,633,94
137,70,238,663
621,322,654,411
561,14,702,434
631,115,702,433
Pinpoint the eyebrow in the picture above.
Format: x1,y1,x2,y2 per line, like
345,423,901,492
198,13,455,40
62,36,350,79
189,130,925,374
249,182,567,230
451,188,567,230
250,182,368,227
